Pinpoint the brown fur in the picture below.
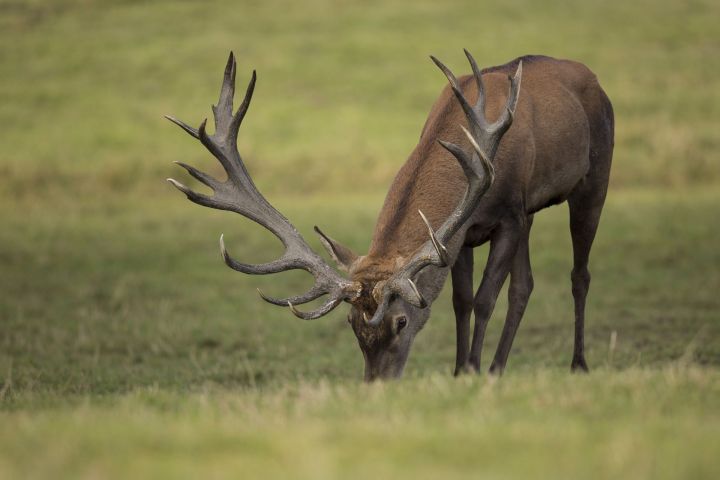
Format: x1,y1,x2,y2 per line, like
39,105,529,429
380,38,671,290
354,55,611,286
344,55,614,379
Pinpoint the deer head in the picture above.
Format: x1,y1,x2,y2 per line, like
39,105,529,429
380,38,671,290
167,51,521,381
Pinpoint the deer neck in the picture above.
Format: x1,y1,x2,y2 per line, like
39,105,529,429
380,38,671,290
359,141,471,304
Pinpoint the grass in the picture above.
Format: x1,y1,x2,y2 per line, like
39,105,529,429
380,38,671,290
2,368,718,479
1,188,719,478
1,0,719,478
1,0,719,197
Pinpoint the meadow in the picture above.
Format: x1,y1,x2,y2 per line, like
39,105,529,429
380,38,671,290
1,0,719,478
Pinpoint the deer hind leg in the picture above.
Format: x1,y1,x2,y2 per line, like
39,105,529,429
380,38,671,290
567,182,608,373
468,218,523,372
489,215,534,375
567,83,613,372
451,246,474,375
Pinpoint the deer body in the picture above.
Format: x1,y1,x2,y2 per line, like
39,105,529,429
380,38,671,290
167,52,613,381
371,56,603,258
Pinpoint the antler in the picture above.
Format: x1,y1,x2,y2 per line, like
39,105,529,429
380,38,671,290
367,50,522,325
166,52,360,320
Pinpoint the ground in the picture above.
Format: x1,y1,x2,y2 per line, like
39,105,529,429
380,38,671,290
1,0,719,478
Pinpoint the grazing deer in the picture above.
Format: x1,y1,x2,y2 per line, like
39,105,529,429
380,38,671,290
167,50,614,381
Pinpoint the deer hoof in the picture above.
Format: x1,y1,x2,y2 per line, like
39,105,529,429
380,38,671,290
571,356,590,373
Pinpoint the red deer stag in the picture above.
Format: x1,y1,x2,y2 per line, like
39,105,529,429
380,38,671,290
167,50,614,381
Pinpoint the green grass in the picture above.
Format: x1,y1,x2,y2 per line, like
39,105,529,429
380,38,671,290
2,368,718,479
1,188,719,478
1,0,719,478
1,0,719,197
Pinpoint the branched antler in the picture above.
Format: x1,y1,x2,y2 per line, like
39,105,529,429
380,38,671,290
367,50,522,325
166,53,360,319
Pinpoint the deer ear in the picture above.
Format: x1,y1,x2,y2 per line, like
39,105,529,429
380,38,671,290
314,226,358,272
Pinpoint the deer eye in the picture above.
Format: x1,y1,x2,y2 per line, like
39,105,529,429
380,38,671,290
396,316,408,333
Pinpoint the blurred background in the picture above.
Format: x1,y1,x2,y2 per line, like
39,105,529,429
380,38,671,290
2,0,718,195
0,0,718,478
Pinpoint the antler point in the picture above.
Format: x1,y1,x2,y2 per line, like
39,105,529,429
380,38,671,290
288,301,302,318
256,287,270,302
418,209,449,267
460,124,485,158
406,278,427,308
219,233,228,258
166,177,183,188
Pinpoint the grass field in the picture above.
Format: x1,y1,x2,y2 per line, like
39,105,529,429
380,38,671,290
1,0,719,478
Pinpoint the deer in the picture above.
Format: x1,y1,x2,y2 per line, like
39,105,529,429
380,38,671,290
166,50,614,381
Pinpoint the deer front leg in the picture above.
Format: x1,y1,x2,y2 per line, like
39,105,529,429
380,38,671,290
489,215,534,374
451,246,474,375
468,219,523,372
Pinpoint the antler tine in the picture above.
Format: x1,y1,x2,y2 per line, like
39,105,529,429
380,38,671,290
166,177,218,209
459,125,495,189
430,55,480,132
405,278,427,308
487,60,523,140
219,234,298,275
165,115,200,139
429,55,459,88
364,275,426,325
256,285,326,307
173,161,222,191
211,51,237,135
464,49,486,121
231,69,256,137
418,209,449,267
367,295,391,326
288,297,345,320
167,52,359,320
